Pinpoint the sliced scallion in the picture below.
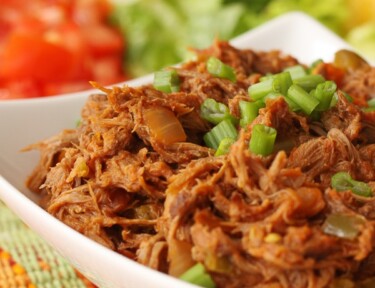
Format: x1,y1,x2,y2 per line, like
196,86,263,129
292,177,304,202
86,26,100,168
203,119,238,150
215,137,236,156
239,100,264,127
311,80,337,111
331,171,372,197
284,65,306,80
293,74,325,92
200,98,237,125
287,84,320,115
368,98,375,108
207,57,236,82
248,78,280,101
153,69,180,93
249,124,277,156
179,263,216,288
272,71,293,95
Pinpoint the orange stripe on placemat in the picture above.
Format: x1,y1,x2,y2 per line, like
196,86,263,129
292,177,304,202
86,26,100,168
0,248,34,288
0,201,97,288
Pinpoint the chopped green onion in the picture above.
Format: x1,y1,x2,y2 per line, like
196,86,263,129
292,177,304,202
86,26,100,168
200,98,237,125
259,74,273,82
331,172,353,191
308,59,323,72
248,78,280,101
287,84,320,115
363,107,375,112
180,263,216,288
203,119,238,149
215,137,235,156
153,70,180,93
342,91,353,102
331,171,372,197
249,124,277,156
322,213,364,240
311,81,337,111
283,96,301,111
330,92,338,108
239,100,264,127
263,92,300,111
368,98,375,108
293,74,325,92
207,57,236,82
284,65,306,79
263,92,282,101
75,119,82,127
273,71,293,95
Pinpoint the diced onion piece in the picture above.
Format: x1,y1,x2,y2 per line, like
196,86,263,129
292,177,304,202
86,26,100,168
322,213,365,240
143,106,186,145
334,49,369,71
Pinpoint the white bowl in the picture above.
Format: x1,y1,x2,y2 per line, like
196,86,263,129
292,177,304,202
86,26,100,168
0,12,353,288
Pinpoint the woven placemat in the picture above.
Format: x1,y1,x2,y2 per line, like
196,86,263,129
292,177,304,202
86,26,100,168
0,201,97,288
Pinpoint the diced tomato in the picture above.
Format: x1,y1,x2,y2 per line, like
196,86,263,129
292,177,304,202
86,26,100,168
81,25,124,57
0,32,76,82
323,63,345,87
90,55,126,84
0,0,127,99
0,79,42,99
43,81,91,96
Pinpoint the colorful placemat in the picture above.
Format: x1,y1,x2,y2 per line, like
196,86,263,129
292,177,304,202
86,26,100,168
0,201,97,288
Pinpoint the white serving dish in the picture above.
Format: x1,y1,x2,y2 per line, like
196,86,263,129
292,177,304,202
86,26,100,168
0,12,353,288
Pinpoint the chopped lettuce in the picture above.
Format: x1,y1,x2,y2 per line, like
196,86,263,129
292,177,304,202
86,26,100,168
347,22,375,63
110,0,348,77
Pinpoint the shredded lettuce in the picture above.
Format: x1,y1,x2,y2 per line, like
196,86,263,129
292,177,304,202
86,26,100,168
110,0,348,77
347,22,375,63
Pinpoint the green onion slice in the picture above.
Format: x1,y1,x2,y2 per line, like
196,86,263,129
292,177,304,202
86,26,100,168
207,57,236,82
287,84,320,115
239,100,264,127
331,171,372,197
293,74,325,92
284,65,306,80
248,78,280,101
200,98,237,125
311,80,337,111
215,137,236,156
367,98,375,108
272,71,293,95
153,69,180,93
249,124,277,156
180,263,216,288
203,119,238,150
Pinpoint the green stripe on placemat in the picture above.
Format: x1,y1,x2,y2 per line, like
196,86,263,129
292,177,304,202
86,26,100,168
0,201,96,288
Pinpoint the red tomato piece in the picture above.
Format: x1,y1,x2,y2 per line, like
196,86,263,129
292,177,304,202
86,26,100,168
81,25,124,57
0,32,75,82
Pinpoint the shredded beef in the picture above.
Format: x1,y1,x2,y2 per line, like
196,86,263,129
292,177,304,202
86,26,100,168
25,41,375,288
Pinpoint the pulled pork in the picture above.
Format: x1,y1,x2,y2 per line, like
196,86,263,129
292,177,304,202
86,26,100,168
25,40,375,288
